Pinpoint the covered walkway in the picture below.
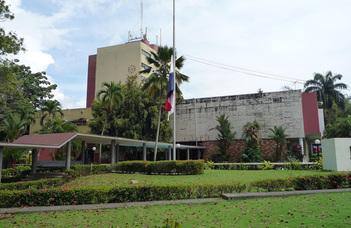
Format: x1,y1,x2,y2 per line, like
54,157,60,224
0,132,206,183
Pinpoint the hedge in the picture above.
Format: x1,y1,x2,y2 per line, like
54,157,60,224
0,182,245,208
247,172,351,192
115,160,205,175
1,166,31,183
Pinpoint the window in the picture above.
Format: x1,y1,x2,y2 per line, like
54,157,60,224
142,49,151,58
141,62,150,70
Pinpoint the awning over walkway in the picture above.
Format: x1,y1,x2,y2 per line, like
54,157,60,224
10,132,206,150
0,133,206,183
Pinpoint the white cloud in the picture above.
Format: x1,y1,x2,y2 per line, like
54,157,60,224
3,0,351,110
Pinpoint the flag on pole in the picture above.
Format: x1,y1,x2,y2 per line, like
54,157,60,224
165,56,175,120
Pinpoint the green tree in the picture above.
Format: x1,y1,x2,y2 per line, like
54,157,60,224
323,117,351,138
0,113,30,142
0,0,25,57
96,81,123,135
0,113,30,168
241,120,262,162
141,46,189,161
268,126,289,161
12,64,57,109
304,71,348,124
39,100,64,125
212,114,236,162
37,117,78,134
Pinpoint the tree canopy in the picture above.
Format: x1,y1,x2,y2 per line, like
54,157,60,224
0,0,58,141
304,71,348,124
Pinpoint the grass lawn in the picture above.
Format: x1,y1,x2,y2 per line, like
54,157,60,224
60,169,331,189
1,192,350,227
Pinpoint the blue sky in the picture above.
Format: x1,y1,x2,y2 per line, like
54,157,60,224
3,0,351,109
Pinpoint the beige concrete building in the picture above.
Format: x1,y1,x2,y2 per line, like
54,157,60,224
86,39,158,108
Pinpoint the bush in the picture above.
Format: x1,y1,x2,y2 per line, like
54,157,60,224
1,166,31,183
249,178,292,192
0,178,65,191
259,161,274,170
0,182,245,208
62,164,113,181
115,160,204,175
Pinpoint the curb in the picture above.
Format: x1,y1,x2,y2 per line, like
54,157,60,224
221,188,351,200
0,198,223,214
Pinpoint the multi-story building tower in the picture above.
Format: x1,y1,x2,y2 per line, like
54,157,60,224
86,39,158,108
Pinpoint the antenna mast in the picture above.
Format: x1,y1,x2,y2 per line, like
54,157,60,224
140,0,143,38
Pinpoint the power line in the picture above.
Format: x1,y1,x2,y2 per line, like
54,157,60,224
182,54,306,84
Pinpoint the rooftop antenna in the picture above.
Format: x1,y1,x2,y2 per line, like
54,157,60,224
127,0,144,42
160,29,162,46
140,0,143,39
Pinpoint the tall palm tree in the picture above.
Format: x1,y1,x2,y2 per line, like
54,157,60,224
304,71,348,124
141,46,189,161
39,100,64,125
96,81,123,135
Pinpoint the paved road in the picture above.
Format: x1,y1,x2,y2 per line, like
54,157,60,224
1,188,351,214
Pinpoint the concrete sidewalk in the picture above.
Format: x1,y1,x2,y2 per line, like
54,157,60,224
1,188,351,214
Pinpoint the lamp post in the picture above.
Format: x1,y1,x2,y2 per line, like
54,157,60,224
28,150,32,165
314,139,321,158
92,147,96,163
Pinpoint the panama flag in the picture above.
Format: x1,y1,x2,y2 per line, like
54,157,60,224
165,57,175,120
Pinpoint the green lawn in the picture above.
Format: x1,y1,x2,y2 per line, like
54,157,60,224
60,169,331,189
1,192,350,227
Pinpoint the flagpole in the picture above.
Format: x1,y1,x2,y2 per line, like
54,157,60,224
172,0,176,161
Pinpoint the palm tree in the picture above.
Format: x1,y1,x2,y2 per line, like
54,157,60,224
141,46,189,161
241,120,262,162
304,71,348,124
0,113,30,142
14,105,35,135
268,126,289,161
39,100,64,125
213,114,236,161
96,81,123,135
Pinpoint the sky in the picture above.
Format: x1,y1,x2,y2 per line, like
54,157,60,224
3,0,351,109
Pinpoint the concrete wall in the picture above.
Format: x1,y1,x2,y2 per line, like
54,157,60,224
175,90,305,142
322,138,351,171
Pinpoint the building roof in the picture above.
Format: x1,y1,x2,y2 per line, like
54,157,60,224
2,133,206,150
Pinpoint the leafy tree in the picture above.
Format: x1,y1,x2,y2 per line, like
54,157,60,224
39,100,64,125
212,114,236,162
141,46,189,161
0,0,24,57
268,126,289,161
304,71,348,124
96,81,123,135
12,64,57,109
323,117,351,138
241,120,262,162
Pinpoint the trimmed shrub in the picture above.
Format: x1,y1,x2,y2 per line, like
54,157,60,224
115,160,204,175
0,178,65,191
249,178,292,192
1,166,31,183
0,182,245,208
